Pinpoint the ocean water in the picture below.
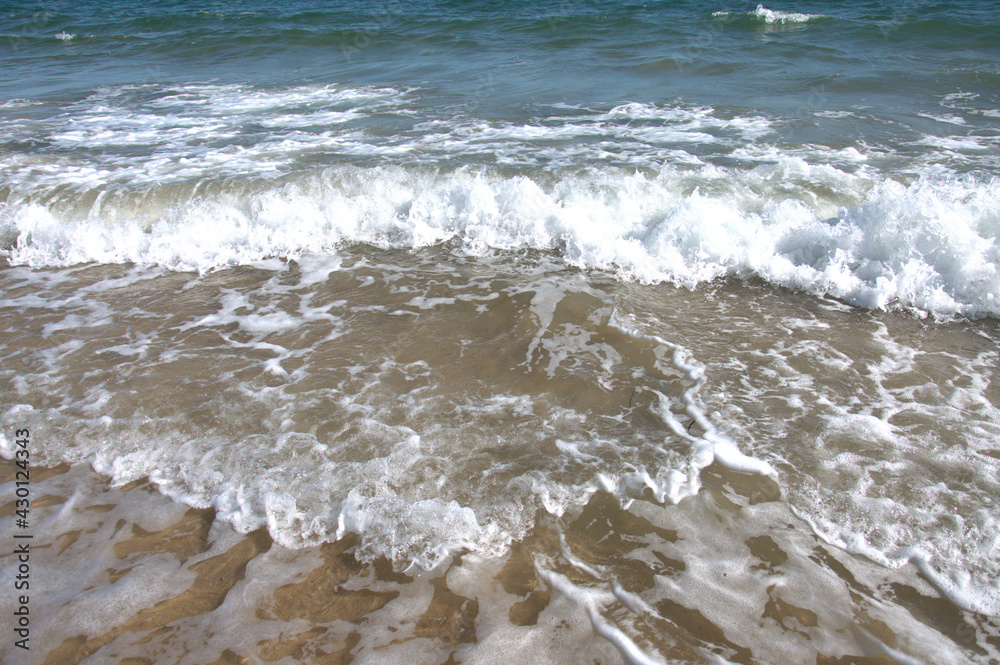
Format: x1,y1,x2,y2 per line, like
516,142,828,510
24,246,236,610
1,1,999,663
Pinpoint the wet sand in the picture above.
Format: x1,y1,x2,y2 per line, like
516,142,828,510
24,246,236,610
0,460,623,665
1,252,999,664
3,459,997,665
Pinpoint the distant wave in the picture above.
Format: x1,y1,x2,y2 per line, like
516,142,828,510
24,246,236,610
713,4,826,24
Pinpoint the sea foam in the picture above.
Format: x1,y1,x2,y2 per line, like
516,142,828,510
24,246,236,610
712,5,825,24
3,163,997,319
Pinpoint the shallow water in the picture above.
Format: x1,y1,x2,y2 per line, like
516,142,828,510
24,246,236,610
2,0,1000,662
2,244,1000,662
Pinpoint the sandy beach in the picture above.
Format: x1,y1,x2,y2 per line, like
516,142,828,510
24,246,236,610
1,459,625,665
5,456,996,664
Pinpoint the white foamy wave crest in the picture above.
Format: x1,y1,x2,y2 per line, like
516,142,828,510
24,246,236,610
3,163,998,318
713,4,824,24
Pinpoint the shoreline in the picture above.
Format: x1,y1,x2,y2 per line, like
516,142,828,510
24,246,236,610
0,460,623,665
3,459,996,664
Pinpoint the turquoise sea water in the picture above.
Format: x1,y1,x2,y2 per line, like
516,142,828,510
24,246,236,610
2,2,1000,663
